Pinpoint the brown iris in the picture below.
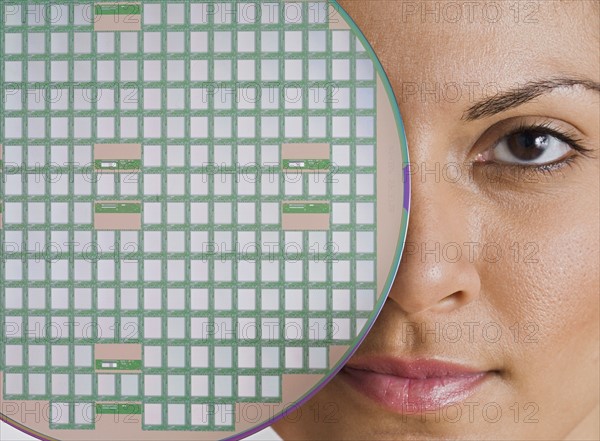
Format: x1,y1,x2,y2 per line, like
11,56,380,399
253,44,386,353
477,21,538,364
506,131,550,161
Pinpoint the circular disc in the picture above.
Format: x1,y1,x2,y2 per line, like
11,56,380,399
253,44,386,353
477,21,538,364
0,1,410,440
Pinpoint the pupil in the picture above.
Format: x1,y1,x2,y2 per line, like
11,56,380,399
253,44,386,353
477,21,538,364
507,131,549,160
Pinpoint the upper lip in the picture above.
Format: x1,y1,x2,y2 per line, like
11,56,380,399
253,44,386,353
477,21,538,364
344,356,490,379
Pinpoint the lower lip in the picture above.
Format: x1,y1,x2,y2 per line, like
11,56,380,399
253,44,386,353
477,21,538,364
339,366,489,414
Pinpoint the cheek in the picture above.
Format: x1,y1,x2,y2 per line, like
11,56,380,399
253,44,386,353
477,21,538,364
483,201,599,344
481,194,599,392
492,233,593,318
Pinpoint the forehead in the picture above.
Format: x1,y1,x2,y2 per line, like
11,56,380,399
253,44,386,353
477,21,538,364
338,1,598,90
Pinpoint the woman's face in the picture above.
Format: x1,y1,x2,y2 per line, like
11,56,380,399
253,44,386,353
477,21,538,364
273,1,599,440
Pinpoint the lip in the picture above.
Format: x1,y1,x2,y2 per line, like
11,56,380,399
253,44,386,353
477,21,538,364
338,356,493,414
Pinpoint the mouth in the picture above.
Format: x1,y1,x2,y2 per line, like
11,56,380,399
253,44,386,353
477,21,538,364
338,356,496,414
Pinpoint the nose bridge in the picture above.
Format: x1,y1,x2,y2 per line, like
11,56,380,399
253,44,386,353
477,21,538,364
391,171,481,315
406,170,469,253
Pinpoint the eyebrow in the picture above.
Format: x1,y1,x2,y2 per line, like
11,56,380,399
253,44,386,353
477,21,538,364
462,77,600,121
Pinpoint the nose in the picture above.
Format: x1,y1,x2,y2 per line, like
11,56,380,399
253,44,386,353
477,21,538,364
389,174,482,315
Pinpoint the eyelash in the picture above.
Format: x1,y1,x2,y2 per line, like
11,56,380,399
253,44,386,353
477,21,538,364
478,122,596,179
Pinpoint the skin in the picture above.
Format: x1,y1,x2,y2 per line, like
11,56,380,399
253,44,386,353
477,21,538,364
273,1,600,440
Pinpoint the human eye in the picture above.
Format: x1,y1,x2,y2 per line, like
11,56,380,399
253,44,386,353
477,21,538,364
474,122,595,175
